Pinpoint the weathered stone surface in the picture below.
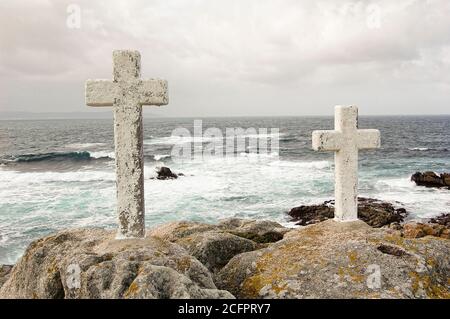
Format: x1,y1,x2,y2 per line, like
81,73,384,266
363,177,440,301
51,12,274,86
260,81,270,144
218,218,289,244
149,218,289,244
312,106,381,221
149,218,289,273
177,232,257,273
156,166,179,180
86,50,169,239
411,171,450,188
0,228,233,299
148,221,217,242
0,265,13,289
216,220,450,299
288,197,408,228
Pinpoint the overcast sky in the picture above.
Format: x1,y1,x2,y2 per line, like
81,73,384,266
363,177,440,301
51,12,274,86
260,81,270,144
0,0,449,117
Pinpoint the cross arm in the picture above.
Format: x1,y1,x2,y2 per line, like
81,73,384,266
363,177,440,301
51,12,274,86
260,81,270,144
357,129,380,149
138,79,169,106
85,80,118,107
312,130,342,151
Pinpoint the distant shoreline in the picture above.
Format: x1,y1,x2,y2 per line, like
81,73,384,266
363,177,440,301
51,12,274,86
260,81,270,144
1,113,449,121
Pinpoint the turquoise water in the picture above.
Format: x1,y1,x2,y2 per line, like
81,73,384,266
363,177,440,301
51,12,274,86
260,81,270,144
0,116,449,264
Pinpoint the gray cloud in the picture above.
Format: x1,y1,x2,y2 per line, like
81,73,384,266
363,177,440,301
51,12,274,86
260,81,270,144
0,0,449,116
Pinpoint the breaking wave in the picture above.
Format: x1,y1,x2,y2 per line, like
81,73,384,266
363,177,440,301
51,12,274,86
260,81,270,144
1,151,114,164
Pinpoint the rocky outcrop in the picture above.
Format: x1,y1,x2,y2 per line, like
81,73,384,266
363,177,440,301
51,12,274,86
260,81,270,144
156,167,179,180
149,219,289,273
2,217,448,299
288,197,408,228
216,220,450,299
0,228,233,299
0,265,13,289
411,172,450,188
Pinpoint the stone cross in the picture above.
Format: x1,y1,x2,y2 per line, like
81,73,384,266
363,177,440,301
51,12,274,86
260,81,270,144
312,106,380,221
85,50,168,238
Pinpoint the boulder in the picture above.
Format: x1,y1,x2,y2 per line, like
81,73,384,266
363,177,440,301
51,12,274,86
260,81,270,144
216,220,450,299
0,265,13,289
411,171,450,188
156,167,179,180
176,232,257,273
288,197,408,228
0,228,234,299
149,218,289,273
218,218,289,244
149,219,289,245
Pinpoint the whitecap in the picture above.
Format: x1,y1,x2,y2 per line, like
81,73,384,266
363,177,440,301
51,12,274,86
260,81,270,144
65,143,107,149
154,154,171,161
89,151,115,159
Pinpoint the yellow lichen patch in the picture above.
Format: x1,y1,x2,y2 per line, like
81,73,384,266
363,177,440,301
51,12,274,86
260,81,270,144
348,251,358,266
426,257,436,268
124,281,139,298
176,256,192,272
337,265,366,284
409,271,450,299
383,233,405,247
240,237,325,297
47,260,59,275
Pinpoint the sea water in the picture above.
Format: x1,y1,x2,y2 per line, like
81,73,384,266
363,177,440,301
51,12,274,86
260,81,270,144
0,116,449,264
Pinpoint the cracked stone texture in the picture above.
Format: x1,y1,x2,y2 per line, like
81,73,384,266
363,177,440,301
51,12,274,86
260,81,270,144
312,106,380,221
216,220,450,299
149,218,289,273
0,228,233,299
85,50,168,239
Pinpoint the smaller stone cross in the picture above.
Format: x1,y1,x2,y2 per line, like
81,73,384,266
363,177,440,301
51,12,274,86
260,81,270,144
312,106,380,221
85,50,168,238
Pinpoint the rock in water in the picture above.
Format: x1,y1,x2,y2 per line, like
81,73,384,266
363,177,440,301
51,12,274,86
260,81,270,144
0,228,233,299
288,197,408,228
411,171,450,188
216,220,450,299
156,166,179,180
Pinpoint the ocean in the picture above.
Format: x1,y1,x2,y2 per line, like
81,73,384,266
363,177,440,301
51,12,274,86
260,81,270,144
0,116,449,264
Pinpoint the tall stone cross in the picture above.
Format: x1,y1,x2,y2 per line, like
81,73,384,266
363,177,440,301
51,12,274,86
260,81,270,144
312,106,380,221
85,50,168,238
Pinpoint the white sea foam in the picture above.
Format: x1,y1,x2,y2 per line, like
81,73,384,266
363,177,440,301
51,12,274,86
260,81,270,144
0,169,115,183
408,147,429,151
65,143,107,149
371,177,450,218
144,132,285,145
154,154,171,161
89,151,115,159
1,154,448,265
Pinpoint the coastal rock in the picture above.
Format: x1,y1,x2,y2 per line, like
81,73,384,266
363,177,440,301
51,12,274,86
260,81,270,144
176,232,257,273
156,167,179,180
429,213,450,227
403,222,450,239
0,265,13,289
0,228,234,299
288,197,408,228
218,218,289,244
149,218,289,273
216,220,450,299
411,171,450,188
149,219,289,244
